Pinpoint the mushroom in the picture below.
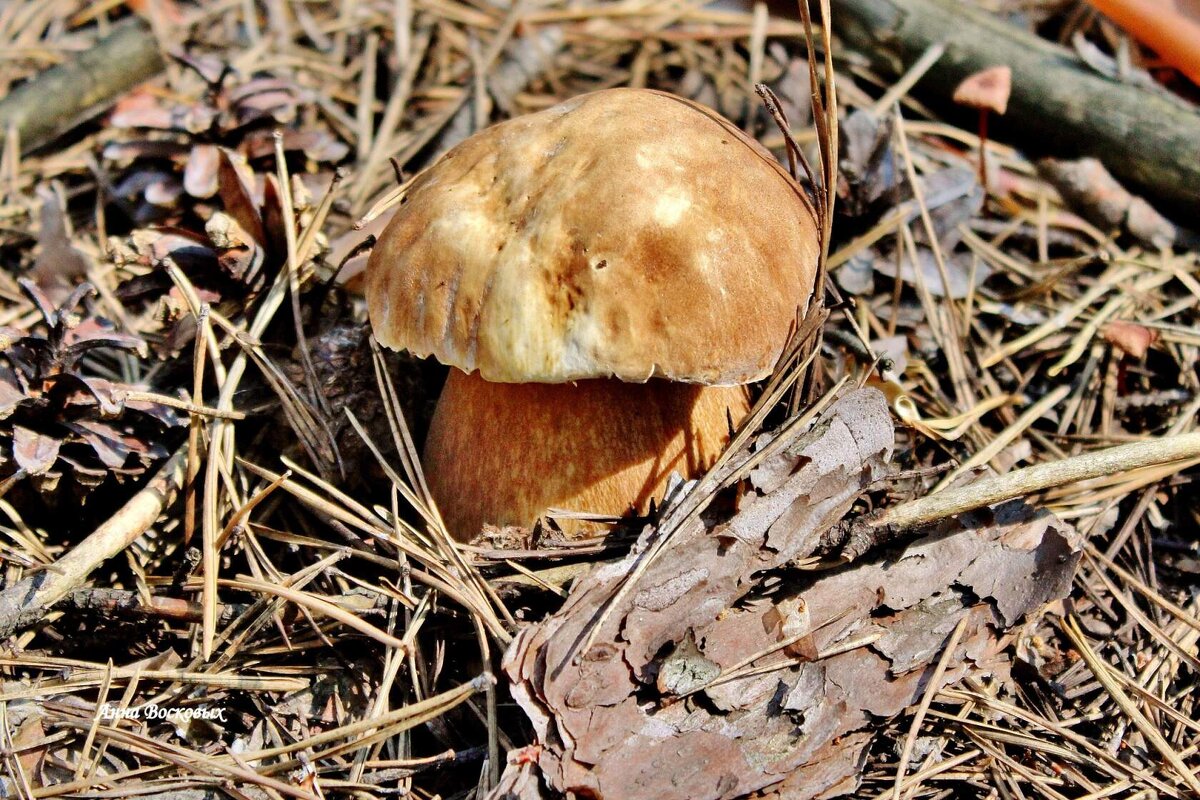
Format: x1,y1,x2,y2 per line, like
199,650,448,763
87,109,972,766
366,88,820,541
952,65,1012,192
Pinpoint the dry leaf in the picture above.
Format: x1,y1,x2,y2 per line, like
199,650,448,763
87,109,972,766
33,184,92,300
184,144,222,198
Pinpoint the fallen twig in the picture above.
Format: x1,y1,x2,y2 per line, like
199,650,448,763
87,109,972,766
0,17,166,154
845,431,1200,554
0,446,186,641
64,587,248,625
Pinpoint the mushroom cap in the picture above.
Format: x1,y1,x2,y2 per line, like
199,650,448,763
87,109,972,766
366,87,820,385
952,66,1012,115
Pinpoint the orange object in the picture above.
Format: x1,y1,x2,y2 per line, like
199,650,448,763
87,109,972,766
1090,0,1200,84
126,0,185,25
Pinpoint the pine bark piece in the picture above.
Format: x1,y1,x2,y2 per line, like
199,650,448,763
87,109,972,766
0,18,166,154
493,389,1083,800
829,0,1200,218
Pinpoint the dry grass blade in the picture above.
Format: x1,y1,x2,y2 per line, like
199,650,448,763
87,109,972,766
0,664,306,695
1061,615,1200,795
242,674,493,770
57,717,324,800
938,686,1176,793
1085,545,1200,637
933,384,1071,491
223,575,407,652
892,614,970,800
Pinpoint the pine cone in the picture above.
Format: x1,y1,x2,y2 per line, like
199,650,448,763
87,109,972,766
0,279,183,507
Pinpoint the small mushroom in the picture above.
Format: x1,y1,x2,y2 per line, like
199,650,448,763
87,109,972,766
366,88,820,541
953,65,1011,192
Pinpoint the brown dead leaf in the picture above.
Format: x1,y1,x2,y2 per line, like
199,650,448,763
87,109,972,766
837,108,901,219
3,702,48,789
110,90,177,130
0,284,181,488
184,143,221,198
33,184,92,300
229,77,311,126
243,128,350,163
0,367,28,419
66,419,169,467
216,148,267,248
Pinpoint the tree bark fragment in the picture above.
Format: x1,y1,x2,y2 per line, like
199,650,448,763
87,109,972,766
491,389,1082,800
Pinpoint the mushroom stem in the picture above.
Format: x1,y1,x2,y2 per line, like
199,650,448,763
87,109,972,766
977,107,990,195
423,370,751,540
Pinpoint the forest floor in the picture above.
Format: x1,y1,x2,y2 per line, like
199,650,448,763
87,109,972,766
0,1,1197,799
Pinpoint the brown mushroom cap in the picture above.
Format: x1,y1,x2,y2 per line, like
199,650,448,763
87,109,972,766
366,87,820,386
952,66,1012,115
